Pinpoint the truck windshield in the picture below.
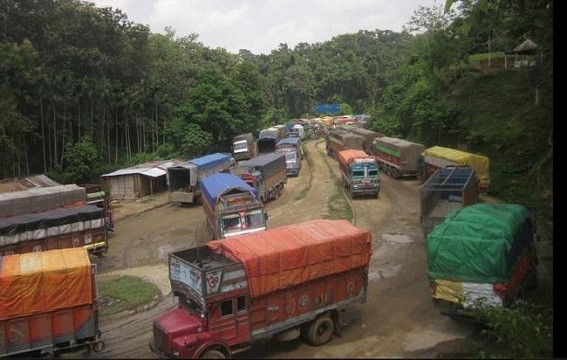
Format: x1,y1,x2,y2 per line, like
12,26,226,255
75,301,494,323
246,210,264,227
234,141,248,151
222,214,241,231
353,169,365,177
284,152,297,161
181,296,205,317
368,168,378,177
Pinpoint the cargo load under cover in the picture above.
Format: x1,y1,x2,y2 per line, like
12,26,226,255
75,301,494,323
0,248,93,320
207,219,372,298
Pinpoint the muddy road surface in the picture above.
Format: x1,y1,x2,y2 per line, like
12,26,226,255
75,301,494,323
90,139,494,359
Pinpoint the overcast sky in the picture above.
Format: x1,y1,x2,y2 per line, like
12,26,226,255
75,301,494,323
89,0,442,55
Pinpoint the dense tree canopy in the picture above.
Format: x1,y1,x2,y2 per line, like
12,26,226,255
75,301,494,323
0,0,552,208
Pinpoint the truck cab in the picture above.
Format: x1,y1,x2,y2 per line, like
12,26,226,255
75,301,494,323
150,248,252,359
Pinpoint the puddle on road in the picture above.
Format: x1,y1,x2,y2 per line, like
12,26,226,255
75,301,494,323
381,233,414,244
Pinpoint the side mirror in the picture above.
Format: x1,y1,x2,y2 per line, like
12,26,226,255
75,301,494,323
264,212,269,220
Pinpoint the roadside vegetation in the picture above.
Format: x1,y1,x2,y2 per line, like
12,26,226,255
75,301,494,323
98,275,159,316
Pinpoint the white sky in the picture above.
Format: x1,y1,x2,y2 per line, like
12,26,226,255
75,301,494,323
89,0,442,55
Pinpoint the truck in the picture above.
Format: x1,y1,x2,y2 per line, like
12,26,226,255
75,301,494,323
372,137,425,179
325,129,365,158
200,173,268,240
338,149,380,198
420,166,479,237
80,183,115,232
0,247,104,357
149,219,373,359
427,203,539,321
257,126,286,154
167,153,232,204
233,153,287,203
275,137,303,176
421,146,490,192
0,203,110,257
231,133,256,161
349,128,384,156
0,184,87,218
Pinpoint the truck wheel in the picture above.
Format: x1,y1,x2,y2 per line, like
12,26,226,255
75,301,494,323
200,349,226,359
278,184,284,197
92,340,105,353
305,313,334,346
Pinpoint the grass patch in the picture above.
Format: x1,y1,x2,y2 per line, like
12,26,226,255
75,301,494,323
325,182,353,220
294,142,314,200
98,275,159,316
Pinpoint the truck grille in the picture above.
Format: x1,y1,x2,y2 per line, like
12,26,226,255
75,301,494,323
153,325,169,354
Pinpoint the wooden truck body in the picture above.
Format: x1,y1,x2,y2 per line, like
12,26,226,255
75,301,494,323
200,173,267,240
0,248,104,357
150,219,372,359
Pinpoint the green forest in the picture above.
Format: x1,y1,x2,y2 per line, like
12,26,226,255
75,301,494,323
0,0,553,239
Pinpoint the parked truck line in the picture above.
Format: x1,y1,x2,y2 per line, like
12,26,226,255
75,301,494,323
233,153,287,202
149,219,373,359
0,248,104,357
167,153,232,204
338,149,380,198
200,173,267,240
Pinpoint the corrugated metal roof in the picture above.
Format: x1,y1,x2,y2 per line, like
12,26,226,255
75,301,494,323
141,168,166,178
0,175,61,193
101,159,179,178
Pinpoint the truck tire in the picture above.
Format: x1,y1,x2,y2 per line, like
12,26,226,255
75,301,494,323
200,349,226,359
305,313,334,346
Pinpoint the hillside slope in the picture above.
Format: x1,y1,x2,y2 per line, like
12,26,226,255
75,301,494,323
447,68,553,244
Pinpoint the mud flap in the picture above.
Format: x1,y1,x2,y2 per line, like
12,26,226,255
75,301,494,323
332,311,343,338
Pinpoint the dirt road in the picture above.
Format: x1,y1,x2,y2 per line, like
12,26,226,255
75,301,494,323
89,139,496,358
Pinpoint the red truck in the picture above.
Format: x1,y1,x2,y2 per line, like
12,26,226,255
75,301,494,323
0,247,104,357
338,149,380,198
150,219,373,359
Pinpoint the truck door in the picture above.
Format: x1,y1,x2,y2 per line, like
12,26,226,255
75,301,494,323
210,295,251,344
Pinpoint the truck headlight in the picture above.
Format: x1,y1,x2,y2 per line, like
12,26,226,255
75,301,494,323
173,349,180,357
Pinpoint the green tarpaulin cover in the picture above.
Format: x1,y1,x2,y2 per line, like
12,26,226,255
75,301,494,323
427,203,530,283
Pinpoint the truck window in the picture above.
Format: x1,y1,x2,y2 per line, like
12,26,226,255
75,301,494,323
246,211,264,227
221,299,233,317
353,169,365,177
223,216,241,230
368,168,378,176
284,152,297,161
237,296,246,312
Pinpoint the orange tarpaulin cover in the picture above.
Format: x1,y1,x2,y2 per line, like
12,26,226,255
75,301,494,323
0,248,93,320
207,219,372,298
